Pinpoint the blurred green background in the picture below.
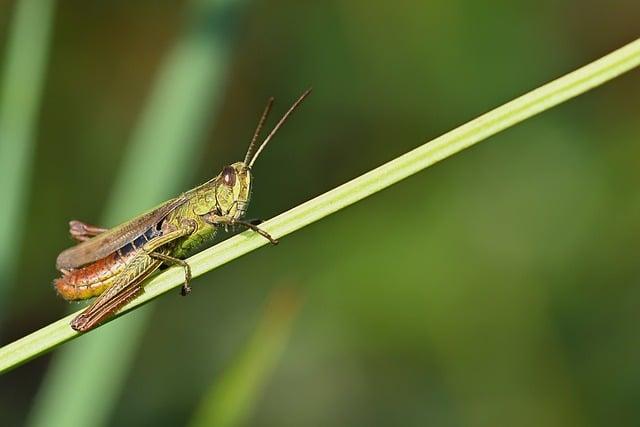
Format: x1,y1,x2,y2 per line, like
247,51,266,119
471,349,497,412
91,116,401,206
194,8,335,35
1,0,639,426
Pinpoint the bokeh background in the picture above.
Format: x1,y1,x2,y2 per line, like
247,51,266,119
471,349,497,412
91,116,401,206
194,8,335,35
1,0,639,426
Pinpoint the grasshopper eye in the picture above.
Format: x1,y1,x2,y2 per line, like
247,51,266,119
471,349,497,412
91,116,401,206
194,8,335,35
222,166,236,187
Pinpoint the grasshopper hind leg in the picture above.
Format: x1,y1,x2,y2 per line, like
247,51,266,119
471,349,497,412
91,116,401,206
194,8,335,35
71,283,143,332
149,252,192,296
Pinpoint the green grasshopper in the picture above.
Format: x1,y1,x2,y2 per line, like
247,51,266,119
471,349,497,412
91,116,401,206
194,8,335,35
54,89,311,332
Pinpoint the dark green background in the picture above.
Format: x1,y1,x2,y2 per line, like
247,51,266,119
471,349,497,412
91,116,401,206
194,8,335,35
1,1,639,425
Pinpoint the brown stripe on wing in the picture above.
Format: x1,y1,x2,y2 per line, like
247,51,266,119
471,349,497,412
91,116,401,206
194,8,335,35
56,195,187,270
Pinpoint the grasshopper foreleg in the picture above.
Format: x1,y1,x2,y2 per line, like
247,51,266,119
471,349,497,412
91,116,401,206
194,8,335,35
204,214,278,245
69,220,108,242
149,252,193,296
232,219,278,245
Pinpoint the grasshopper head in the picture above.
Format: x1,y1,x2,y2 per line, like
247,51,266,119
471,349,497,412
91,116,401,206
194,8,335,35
211,89,311,222
214,161,252,220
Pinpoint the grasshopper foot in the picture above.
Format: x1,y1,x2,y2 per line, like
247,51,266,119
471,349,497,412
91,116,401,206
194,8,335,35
180,283,192,296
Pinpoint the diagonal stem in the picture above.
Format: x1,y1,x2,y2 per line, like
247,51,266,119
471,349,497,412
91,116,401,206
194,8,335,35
1,37,639,374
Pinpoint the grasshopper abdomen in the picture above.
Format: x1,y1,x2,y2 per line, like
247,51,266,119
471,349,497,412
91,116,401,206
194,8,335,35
54,225,164,301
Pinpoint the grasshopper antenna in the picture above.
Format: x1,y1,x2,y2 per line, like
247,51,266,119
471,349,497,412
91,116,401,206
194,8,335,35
244,97,275,165
248,88,312,168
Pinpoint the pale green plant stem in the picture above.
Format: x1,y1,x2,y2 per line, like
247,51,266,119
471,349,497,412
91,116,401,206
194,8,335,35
0,0,55,316
1,37,639,375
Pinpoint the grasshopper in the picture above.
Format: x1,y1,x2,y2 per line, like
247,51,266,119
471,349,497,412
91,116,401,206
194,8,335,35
54,89,311,332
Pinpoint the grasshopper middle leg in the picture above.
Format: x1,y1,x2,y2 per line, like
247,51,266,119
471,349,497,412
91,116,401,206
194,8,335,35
149,252,193,296
141,221,196,296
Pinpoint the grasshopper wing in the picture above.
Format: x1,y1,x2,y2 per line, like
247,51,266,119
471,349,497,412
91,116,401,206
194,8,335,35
56,195,188,270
